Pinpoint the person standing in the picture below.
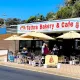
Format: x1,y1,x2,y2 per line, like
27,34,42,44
41,43,46,64
44,44,49,56
41,43,46,56
52,44,59,55
42,43,49,64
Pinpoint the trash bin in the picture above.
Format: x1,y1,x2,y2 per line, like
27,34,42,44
57,63,61,69
72,60,75,65
29,60,32,65
44,64,48,68
8,51,13,61
32,61,36,67
69,61,72,65
8,55,14,62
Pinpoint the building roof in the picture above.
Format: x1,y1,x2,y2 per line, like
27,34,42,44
0,34,20,40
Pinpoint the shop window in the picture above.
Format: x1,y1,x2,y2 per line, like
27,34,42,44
36,41,43,48
75,39,80,50
19,40,31,51
25,41,31,47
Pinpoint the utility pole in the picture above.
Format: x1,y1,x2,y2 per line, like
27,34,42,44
2,14,6,27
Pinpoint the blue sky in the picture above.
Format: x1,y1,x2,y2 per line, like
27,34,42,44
0,0,64,20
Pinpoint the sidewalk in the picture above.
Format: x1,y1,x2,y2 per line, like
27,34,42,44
0,61,80,79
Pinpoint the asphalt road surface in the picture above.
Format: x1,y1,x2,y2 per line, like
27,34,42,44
0,66,78,80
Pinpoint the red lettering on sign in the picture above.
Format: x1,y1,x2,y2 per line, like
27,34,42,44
49,24,52,29
31,26,35,30
26,25,38,30
47,24,50,28
20,26,26,30
76,22,79,29
40,24,54,30
65,23,68,27
70,22,73,27
62,22,64,27
40,24,43,29
36,26,38,30
27,26,29,30
56,23,60,28
28,26,30,30
61,21,73,28
43,24,46,29
52,24,54,29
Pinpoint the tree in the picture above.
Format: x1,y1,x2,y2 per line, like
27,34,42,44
46,12,56,20
65,0,79,6
73,1,80,17
21,20,26,24
13,18,21,24
56,6,72,19
0,18,4,25
39,15,45,21
35,14,46,22
6,18,21,25
25,16,36,23
25,14,46,23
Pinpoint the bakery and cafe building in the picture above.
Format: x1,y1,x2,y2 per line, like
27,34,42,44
0,18,80,57
16,18,80,56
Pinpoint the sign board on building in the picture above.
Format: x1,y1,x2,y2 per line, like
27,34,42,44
17,18,80,33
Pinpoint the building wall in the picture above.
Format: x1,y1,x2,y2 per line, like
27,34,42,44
0,40,19,53
0,28,6,34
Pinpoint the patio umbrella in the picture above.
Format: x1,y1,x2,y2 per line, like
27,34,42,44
57,31,80,39
4,35,33,55
57,31,80,56
4,35,33,40
20,32,54,40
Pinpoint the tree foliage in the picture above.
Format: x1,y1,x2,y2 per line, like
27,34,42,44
56,6,72,19
73,1,80,17
25,14,46,23
65,0,79,6
25,16,36,23
46,12,56,20
36,14,46,21
0,18,4,25
6,18,21,25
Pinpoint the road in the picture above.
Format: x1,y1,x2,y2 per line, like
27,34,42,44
0,66,78,80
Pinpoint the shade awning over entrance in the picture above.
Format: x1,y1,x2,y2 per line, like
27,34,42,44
20,32,54,40
57,31,80,39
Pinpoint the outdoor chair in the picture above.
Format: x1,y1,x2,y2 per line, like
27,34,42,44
17,54,23,64
70,56,79,65
32,56,42,67
58,56,64,63
58,56,67,63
